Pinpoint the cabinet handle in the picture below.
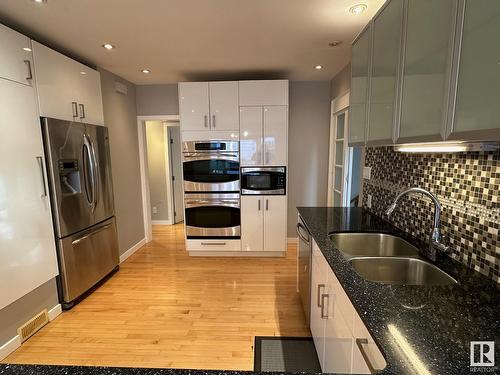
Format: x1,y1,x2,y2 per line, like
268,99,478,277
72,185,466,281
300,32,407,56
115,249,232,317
36,156,48,198
317,284,325,307
212,114,216,128
320,293,329,319
204,115,208,128
24,60,33,80
356,338,381,373
265,199,269,211
72,102,79,118
258,199,261,211
201,242,227,246
79,103,86,120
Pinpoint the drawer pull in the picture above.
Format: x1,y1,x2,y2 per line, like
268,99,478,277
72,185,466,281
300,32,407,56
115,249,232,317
320,293,329,319
356,338,383,373
201,242,226,246
317,284,325,307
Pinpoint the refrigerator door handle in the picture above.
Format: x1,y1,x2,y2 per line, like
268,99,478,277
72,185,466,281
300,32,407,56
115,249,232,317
88,136,99,210
71,223,112,245
82,134,96,209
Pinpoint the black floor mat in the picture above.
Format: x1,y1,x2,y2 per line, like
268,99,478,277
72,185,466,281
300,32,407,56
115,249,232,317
254,336,321,372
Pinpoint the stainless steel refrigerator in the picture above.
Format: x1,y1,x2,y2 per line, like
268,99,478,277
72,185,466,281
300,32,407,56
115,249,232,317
42,117,119,308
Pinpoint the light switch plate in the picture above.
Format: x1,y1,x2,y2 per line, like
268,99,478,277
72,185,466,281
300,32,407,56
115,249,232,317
363,166,372,180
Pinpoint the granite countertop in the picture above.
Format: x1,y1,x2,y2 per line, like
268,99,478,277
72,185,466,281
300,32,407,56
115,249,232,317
1,207,498,375
297,207,500,375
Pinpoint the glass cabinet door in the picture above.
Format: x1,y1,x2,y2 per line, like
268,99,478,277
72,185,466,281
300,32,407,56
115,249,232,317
398,0,456,142
349,25,371,145
367,0,403,144
450,0,500,139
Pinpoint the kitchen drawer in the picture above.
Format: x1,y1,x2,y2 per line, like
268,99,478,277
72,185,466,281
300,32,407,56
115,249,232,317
186,239,241,252
352,310,386,374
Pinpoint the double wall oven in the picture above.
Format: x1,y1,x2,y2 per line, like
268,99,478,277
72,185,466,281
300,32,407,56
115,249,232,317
182,140,240,239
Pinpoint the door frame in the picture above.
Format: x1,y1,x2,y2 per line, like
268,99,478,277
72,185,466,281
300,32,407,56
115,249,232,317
327,92,350,207
137,115,180,242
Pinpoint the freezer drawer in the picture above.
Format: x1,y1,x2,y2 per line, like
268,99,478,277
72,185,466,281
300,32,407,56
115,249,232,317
58,217,119,304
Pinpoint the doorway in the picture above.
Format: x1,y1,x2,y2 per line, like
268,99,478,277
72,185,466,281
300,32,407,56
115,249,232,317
137,115,181,242
327,93,362,207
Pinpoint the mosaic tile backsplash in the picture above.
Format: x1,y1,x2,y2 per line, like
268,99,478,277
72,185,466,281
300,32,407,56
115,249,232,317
362,146,500,283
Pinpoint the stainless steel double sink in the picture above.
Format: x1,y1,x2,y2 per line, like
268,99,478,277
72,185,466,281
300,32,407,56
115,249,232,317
329,233,457,286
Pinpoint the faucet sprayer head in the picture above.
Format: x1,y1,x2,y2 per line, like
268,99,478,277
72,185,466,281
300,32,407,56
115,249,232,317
386,203,396,216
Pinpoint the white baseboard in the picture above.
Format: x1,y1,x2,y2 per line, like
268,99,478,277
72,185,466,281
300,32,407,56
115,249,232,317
120,238,146,263
47,304,62,321
151,220,172,225
0,335,21,361
287,237,298,244
188,251,285,257
0,302,61,361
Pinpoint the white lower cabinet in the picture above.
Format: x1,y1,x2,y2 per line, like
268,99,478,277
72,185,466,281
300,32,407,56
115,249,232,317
241,196,286,252
0,77,59,310
310,240,386,374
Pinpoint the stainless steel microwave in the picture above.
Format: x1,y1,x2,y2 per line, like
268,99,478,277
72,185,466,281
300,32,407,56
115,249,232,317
240,166,286,195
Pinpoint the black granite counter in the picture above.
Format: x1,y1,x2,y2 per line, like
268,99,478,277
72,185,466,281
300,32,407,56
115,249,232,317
1,207,498,375
297,207,500,375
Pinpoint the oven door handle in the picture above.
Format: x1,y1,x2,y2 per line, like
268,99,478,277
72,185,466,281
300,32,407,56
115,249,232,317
183,153,239,161
185,200,240,208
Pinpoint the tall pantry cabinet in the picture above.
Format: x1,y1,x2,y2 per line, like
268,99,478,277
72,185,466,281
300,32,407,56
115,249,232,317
0,24,59,310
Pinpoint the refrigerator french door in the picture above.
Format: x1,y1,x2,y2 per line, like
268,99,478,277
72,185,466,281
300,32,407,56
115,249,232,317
42,118,119,308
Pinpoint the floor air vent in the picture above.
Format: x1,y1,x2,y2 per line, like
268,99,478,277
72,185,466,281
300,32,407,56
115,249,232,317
17,309,49,342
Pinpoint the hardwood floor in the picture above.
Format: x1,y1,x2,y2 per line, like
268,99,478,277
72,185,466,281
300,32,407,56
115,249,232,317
3,224,310,370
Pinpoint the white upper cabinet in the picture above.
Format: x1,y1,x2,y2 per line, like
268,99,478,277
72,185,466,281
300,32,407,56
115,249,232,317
179,82,210,131
367,0,403,144
349,25,371,145
208,81,239,131
0,77,59,310
179,81,239,131
240,106,263,165
448,0,500,140
239,80,288,106
32,41,104,125
0,24,33,86
263,106,288,166
397,0,456,142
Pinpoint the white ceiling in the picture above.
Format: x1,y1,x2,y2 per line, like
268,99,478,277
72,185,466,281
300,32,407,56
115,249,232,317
0,0,386,84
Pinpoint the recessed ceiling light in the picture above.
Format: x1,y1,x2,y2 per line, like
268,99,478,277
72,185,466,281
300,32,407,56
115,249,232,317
141,69,151,74
23,47,32,52
328,41,342,47
102,43,115,50
32,0,47,3
80,71,87,75
349,4,367,14
314,65,323,70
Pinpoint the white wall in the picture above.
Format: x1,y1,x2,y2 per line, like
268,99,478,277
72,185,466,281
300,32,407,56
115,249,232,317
99,68,145,255
136,84,179,116
145,121,170,222
287,81,332,236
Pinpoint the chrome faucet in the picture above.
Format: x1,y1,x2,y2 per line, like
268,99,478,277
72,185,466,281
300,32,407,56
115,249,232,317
385,187,449,260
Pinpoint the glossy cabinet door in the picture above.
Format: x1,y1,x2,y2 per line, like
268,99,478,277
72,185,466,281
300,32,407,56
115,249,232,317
241,196,264,251
323,270,354,374
0,24,33,85
448,0,500,140
263,196,286,252
310,242,328,370
239,80,288,106
263,106,288,166
352,312,387,374
349,25,372,145
208,81,239,131
77,66,104,125
367,0,403,144
0,78,59,310
398,0,456,142
32,41,104,124
240,106,263,166
179,82,210,131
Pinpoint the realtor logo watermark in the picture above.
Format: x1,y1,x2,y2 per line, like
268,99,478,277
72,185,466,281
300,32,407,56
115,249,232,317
470,341,496,373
